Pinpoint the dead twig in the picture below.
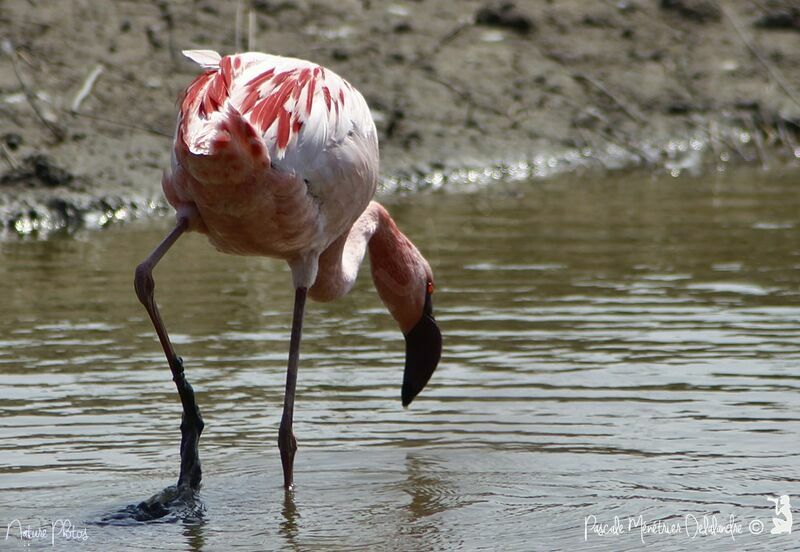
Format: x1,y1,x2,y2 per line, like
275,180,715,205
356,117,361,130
708,119,722,165
718,3,800,110
0,142,20,171
6,46,66,142
749,113,768,169
248,9,256,51
426,73,508,118
71,64,104,114
0,104,24,126
725,126,755,163
70,111,172,138
573,126,608,169
573,109,653,166
16,48,40,70
235,1,243,52
157,0,177,65
778,118,799,157
572,73,645,124
423,19,472,61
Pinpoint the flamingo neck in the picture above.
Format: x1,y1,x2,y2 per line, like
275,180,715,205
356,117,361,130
308,202,383,302
309,201,429,333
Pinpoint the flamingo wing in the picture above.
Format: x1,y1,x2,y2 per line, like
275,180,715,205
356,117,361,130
179,50,377,182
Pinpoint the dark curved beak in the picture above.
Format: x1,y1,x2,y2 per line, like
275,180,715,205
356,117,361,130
402,291,442,407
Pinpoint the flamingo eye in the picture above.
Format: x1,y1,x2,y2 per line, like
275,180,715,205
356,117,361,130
426,281,434,295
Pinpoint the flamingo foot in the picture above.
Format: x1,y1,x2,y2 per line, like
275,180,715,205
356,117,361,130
102,360,204,524
102,484,205,524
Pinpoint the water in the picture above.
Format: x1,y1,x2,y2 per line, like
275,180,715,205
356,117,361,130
1,168,800,550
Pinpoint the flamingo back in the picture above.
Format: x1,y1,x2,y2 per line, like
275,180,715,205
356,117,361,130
165,50,380,262
177,50,377,185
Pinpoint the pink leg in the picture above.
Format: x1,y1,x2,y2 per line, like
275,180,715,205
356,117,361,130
134,218,204,490
278,287,307,490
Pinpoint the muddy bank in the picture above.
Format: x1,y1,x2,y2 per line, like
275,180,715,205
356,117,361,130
1,0,800,235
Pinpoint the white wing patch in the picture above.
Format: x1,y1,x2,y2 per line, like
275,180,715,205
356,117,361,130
182,49,222,69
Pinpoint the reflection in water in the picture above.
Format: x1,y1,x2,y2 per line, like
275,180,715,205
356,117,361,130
403,454,445,548
399,453,457,551
279,491,300,550
2,168,800,550
182,519,206,552
405,454,450,520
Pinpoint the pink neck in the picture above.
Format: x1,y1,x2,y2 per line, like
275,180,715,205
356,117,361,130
309,201,429,333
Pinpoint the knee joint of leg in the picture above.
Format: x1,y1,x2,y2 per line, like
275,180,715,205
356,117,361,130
181,416,205,433
134,263,155,305
278,427,297,452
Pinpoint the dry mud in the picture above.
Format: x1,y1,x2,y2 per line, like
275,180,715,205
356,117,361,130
2,0,800,234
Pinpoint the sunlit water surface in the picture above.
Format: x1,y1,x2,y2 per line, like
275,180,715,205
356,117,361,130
2,169,800,551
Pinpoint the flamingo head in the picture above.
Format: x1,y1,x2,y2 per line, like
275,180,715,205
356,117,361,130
365,202,442,407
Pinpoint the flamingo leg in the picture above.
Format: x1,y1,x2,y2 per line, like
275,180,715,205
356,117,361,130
134,218,204,491
278,286,307,490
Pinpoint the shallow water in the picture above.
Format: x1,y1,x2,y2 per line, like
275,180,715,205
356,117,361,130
2,168,800,550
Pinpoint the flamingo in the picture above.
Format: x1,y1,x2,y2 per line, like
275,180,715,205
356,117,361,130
133,50,442,492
